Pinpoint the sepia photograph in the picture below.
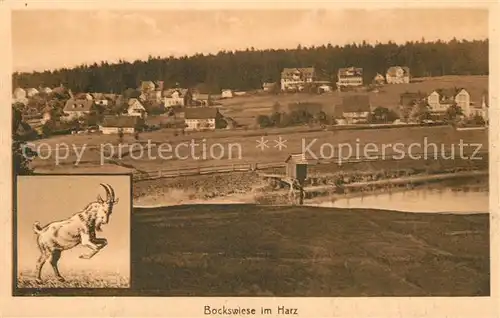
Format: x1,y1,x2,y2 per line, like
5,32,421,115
10,6,491,301
14,175,131,293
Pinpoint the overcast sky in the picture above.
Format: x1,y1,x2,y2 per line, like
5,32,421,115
12,9,488,73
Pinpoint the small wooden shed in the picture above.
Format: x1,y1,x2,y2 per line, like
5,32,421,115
285,153,309,182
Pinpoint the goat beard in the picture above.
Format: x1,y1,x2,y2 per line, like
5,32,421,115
95,222,103,232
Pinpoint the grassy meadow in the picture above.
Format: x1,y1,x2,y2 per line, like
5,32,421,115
17,269,130,289
129,204,489,296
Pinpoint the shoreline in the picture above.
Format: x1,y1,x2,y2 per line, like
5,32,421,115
134,169,489,210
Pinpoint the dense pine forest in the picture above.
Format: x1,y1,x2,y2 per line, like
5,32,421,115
12,39,488,94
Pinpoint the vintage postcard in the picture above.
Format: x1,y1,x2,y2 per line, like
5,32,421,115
0,1,498,317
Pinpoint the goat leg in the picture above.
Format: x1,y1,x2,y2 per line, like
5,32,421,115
50,250,65,282
79,237,108,259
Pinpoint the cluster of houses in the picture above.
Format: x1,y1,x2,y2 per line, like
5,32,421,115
278,65,411,92
13,81,230,135
13,65,488,137
333,88,488,125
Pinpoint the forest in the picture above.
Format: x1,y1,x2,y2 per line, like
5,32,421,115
12,39,488,94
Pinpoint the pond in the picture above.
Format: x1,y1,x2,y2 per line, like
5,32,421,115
309,178,489,214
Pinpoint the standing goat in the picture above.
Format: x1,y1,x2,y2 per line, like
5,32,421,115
32,183,119,283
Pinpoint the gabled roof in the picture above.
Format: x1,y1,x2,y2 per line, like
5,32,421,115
164,88,188,98
63,99,94,112
128,98,144,107
338,67,363,77
184,107,219,119
26,88,39,94
433,88,466,99
386,66,410,77
101,115,139,128
140,81,156,91
281,67,315,78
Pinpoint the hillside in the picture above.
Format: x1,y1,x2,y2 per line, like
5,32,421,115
18,204,489,296
220,75,488,126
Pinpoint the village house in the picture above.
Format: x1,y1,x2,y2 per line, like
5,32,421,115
337,67,363,88
318,84,332,93
262,82,277,92
39,87,53,94
52,85,67,96
427,88,471,117
373,73,385,85
41,105,52,124
25,88,39,97
13,87,28,105
139,80,164,103
470,94,489,123
99,115,142,134
221,89,233,99
386,66,410,84
334,95,371,124
164,89,187,107
192,93,212,106
280,67,315,91
184,107,222,131
63,99,94,120
12,87,26,100
127,98,147,117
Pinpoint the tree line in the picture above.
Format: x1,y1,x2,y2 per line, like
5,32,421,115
13,39,488,94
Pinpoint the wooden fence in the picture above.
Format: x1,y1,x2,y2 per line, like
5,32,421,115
132,150,489,181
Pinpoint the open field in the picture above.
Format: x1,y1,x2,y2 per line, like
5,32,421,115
218,75,488,126
16,269,130,289
30,125,488,174
132,205,489,296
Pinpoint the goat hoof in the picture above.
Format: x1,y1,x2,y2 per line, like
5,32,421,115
35,278,43,284
57,277,66,282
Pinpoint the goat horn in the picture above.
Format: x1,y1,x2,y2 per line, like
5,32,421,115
100,183,111,201
106,183,116,201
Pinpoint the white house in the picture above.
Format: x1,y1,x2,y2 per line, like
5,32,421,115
280,67,315,91
127,98,147,117
386,66,410,84
373,73,385,85
262,82,277,92
337,67,363,88
427,88,471,117
318,84,332,93
63,99,94,120
39,87,53,94
164,89,186,107
26,88,39,97
470,94,489,123
184,107,220,131
13,87,28,105
99,116,141,134
334,95,371,124
221,89,233,98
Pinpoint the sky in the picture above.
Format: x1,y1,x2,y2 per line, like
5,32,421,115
12,9,489,73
